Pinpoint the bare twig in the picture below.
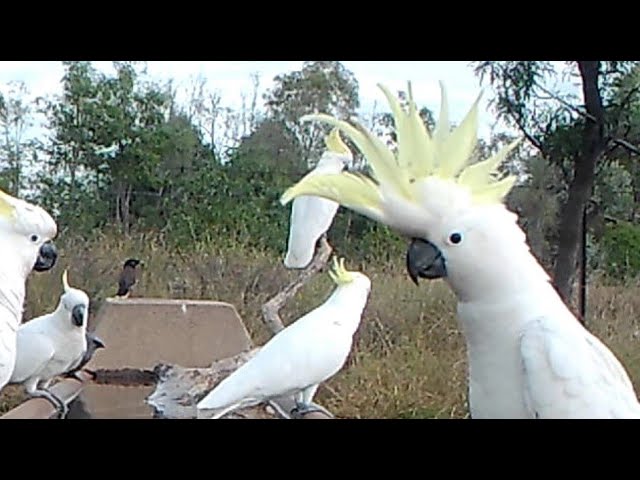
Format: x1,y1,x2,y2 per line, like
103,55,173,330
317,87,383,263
534,81,597,123
534,79,640,156
611,138,640,156
261,236,333,335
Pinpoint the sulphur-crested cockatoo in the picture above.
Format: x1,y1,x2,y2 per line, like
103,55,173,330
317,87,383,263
10,270,89,418
0,188,58,392
197,257,371,419
280,82,640,419
284,128,352,269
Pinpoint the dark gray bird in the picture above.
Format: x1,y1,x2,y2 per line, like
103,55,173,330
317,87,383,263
65,332,106,381
116,258,143,298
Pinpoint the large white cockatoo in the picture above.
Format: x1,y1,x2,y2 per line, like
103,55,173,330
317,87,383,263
197,257,371,419
10,270,89,418
280,82,640,419
283,128,352,269
0,188,58,392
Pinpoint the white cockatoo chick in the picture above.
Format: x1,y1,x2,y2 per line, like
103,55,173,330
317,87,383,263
281,82,640,419
10,270,89,418
0,188,58,392
197,257,371,419
284,128,352,269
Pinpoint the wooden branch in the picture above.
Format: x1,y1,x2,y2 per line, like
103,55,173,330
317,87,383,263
261,235,333,335
147,349,333,419
611,138,640,156
534,81,597,123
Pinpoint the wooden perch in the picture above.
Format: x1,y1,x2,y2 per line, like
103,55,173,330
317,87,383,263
146,349,333,419
261,236,333,335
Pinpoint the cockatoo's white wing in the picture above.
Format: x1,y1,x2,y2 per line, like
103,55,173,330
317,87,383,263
198,307,350,411
284,194,340,269
10,332,56,384
0,318,18,387
520,317,640,419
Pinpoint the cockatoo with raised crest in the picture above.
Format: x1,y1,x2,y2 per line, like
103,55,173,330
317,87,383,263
197,257,371,419
0,188,58,393
10,270,89,418
283,128,352,269
280,82,640,419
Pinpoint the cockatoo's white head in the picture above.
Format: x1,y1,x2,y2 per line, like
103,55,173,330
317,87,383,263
327,256,371,309
281,82,549,303
58,270,90,329
0,188,58,278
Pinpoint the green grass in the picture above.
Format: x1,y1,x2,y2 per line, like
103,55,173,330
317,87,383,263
2,233,639,418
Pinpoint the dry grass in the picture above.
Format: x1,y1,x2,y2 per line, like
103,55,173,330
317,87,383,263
2,233,639,418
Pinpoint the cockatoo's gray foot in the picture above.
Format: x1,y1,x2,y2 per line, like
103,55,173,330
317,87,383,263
32,389,68,419
266,400,293,419
290,401,334,418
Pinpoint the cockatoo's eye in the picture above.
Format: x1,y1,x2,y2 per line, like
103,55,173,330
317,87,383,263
448,232,463,245
30,234,39,243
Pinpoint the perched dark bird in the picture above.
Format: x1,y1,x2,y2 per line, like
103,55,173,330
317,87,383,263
116,258,143,298
65,332,106,381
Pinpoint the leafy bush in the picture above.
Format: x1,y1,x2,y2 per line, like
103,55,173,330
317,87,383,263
600,222,640,281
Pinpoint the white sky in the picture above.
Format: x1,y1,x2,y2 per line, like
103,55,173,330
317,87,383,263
0,61,526,141
0,61,583,165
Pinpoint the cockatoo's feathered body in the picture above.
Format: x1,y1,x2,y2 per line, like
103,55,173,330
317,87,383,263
284,129,352,269
10,270,89,417
197,258,371,418
0,189,58,392
281,82,640,418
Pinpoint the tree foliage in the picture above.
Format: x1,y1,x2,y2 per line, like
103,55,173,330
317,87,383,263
473,60,640,305
0,60,637,285
264,61,360,169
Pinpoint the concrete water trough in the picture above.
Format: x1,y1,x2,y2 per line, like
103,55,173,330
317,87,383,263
1,297,333,419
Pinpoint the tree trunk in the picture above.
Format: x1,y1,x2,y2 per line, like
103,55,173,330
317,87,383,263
552,61,606,314
123,183,132,234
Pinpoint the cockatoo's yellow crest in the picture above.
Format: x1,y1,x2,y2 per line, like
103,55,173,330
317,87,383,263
324,128,350,155
328,257,355,286
281,82,521,210
0,189,17,220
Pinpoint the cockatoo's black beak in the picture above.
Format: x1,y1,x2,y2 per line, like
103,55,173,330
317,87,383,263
406,238,447,285
34,241,58,272
92,336,106,349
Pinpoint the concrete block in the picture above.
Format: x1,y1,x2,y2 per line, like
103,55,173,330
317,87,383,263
88,298,254,371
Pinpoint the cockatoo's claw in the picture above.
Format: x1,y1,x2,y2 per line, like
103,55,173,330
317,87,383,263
32,389,68,419
290,402,334,419
57,402,69,419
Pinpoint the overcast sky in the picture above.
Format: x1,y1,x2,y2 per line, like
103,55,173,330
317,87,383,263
0,61,576,146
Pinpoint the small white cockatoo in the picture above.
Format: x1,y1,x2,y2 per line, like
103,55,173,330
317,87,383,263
10,270,90,418
0,188,58,392
197,257,371,419
280,82,640,419
283,128,352,269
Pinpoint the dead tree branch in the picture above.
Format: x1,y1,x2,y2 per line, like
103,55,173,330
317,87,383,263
261,236,333,335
